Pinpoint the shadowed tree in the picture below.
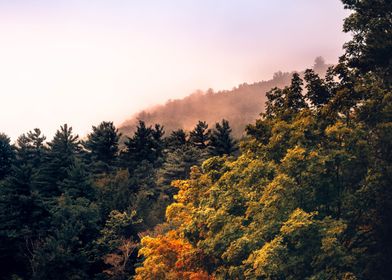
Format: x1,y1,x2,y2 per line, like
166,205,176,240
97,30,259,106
16,128,47,168
0,133,14,180
304,69,331,108
122,120,165,170
341,0,392,85
37,124,81,198
84,121,121,173
208,119,238,156
166,129,187,151
158,144,207,195
189,121,211,149
286,72,307,112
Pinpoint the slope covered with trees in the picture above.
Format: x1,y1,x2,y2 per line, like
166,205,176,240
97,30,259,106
0,118,238,280
0,0,391,279
134,0,392,278
119,57,330,138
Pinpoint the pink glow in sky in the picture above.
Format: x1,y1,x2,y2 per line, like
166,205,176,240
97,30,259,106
0,0,351,140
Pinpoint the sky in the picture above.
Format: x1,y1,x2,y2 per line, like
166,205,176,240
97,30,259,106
0,0,351,141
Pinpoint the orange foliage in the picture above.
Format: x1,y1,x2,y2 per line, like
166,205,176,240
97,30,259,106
135,231,213,280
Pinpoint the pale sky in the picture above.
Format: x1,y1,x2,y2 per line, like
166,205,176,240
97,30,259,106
0,0,350,141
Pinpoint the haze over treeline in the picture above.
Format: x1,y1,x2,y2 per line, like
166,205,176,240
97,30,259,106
1,0,391,280
120,57,331,138
0,1,349,140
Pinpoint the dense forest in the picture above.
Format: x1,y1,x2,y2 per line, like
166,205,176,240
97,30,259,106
119,58,331,138
1,0,391,279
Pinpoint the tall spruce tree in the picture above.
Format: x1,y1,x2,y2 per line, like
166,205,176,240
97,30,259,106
16,128,46,168
189,121,210,149
122,121,164,170
208,119,238,156
37,124,81,198
286,72,307,112
265,87,285,118
151,124,165,163
0,133,14,180
157,144,207,195
0,164,48,280
166,129,187,151
84,121,121,173
304,69,331,108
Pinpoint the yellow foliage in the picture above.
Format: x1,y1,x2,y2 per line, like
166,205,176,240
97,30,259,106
135,231,213,280
280,208,316,236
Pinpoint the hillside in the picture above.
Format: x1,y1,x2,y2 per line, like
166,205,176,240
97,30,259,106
119,57,330,137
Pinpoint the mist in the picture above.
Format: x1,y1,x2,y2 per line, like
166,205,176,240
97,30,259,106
0,0,350,141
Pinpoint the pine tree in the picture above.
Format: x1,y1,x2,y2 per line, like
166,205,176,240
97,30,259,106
208,120,238,156
304,69,331,108
157,144,207,195
16,128,47,167
37,124,81,197
265,87,285,118
151,124,165,163
84,121,121,173
166,129,187,151
189,121,210,149
0,133,15,180
122,121,164,170
286,73,306,112
341,0,392,84
31,194,100,280
0,164,48,279
58,161,95,200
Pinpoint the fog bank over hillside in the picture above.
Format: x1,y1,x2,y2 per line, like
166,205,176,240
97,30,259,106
120,57,331,138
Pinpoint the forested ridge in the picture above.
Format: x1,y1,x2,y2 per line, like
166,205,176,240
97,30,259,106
119,57,331,138
1,0,391,279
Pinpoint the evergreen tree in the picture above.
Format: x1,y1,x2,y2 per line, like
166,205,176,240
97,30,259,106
0,164,47,279
208,119,238,156
16,128,46,167
189,121,210,149
151,124,165,164
84,121,121,173
157,144,207,195
166,129,187,151
0,133,14,180
286,72,306,112
37,124,81,198
265,87,285,118
122,121,155,169
31,194,100,280
341,0,392,84
58,161,96,200
304,69,331,108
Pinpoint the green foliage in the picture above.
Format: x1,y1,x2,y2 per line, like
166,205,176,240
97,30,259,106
31,195,100,280
189,121,211,149
341,0,392,84
84,121,121,173
2,2,391,279
166,129,187,151
15,128,46,167
0,133,15,179
158,145,207,195
122,120,165,170
137,52,391,280
37,124,81,198
208,119,238,156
